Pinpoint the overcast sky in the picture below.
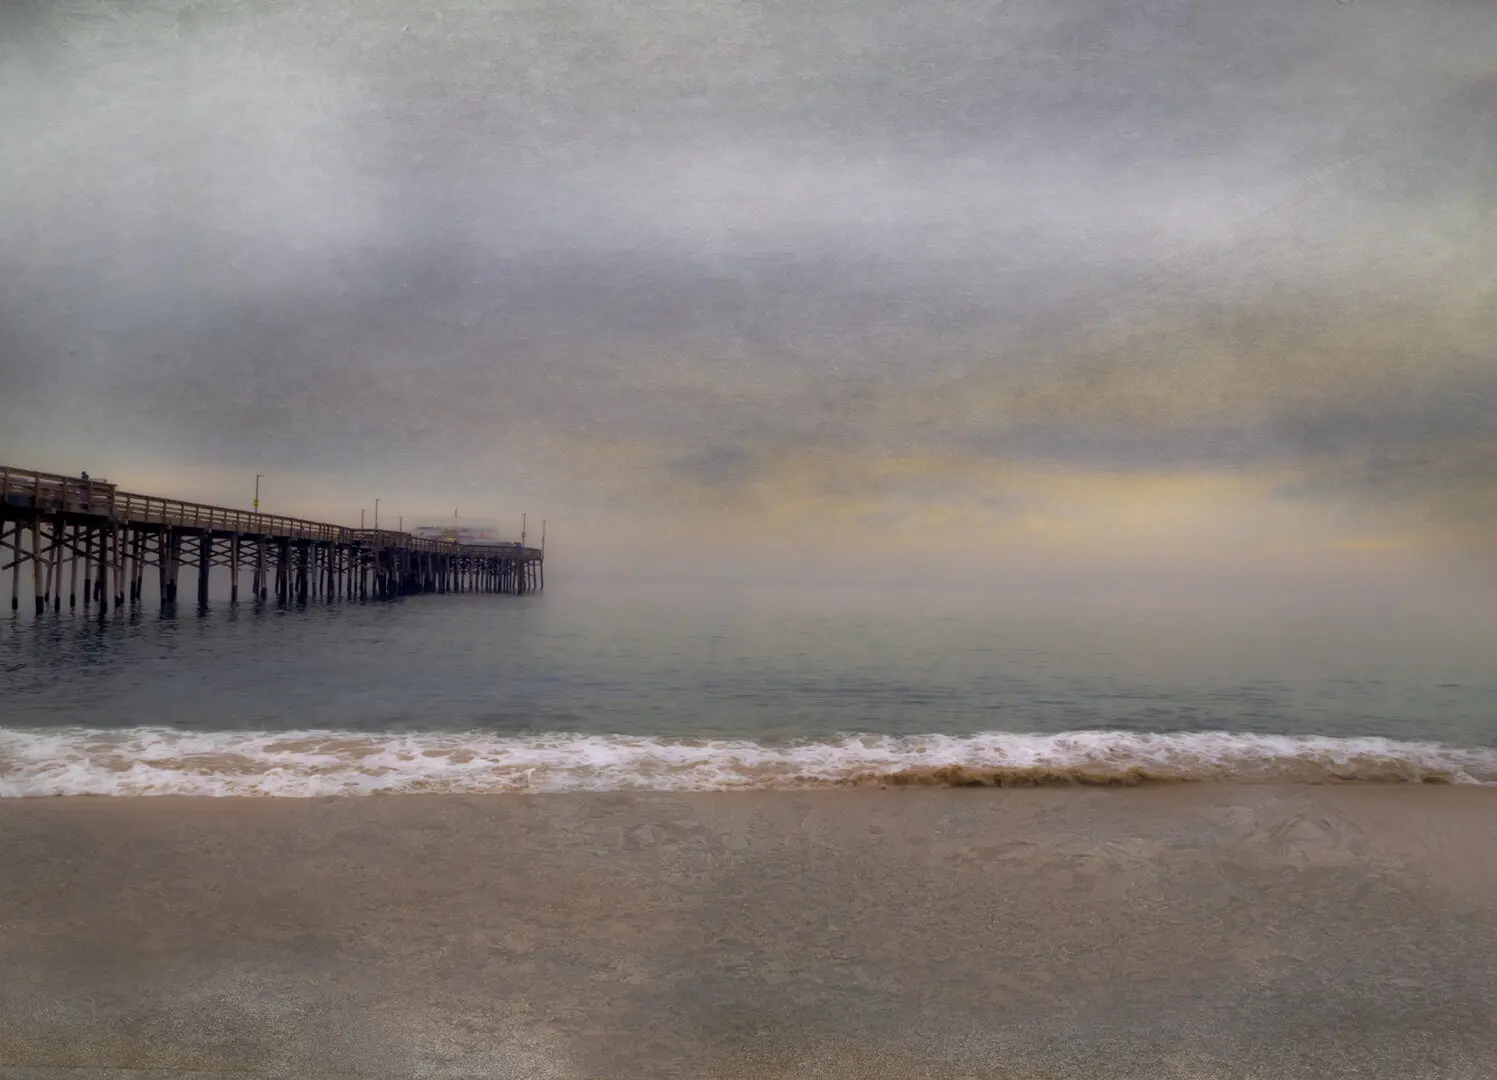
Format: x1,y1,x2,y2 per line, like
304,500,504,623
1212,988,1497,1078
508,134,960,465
2,0,1495,591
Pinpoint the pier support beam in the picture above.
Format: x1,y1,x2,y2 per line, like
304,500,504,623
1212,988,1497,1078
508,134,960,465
129,531,142,606
31,522,44,616
82,530,93,609
115,528,127,609
198,534,211,608
159,534,170,610
111,525,122,610
68,525,79,609
8,522,19,611
168,532,181,606
55,524,65,612
98,526,112,617
42,521,56,612
44,525,56,609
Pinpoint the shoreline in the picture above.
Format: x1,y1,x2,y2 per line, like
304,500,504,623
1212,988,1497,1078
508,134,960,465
7,727,1497,796
7,774,1497,799
5,785,1497,1077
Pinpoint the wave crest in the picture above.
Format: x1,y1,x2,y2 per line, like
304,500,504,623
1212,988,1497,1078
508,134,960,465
3,729,1496,797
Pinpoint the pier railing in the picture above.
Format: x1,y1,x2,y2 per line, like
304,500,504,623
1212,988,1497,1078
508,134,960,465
1,467,118,517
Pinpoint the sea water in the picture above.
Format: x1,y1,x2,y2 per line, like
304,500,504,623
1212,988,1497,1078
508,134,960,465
3,577,1496,796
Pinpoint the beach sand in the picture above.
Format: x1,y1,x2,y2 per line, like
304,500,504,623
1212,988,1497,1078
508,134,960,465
3,786,1496,1078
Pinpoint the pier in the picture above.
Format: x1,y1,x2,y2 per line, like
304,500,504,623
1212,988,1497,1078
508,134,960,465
1,466,543,616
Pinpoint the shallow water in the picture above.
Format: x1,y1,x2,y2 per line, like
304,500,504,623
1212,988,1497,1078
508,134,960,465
3,578,1496,794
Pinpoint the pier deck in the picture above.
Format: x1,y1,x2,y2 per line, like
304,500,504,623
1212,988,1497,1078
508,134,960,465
1,466,543,615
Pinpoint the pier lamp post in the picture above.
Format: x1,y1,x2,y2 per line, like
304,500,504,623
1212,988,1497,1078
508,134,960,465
254,474,263,513
374,499,381,534
360,509,365,530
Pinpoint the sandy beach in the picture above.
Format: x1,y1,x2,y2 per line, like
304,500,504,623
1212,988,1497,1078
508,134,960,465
3,785,1497,1078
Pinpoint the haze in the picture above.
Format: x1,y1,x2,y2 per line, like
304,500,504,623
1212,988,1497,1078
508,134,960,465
3,0,1495,604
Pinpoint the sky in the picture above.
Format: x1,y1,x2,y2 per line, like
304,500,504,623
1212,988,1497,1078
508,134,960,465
2,0,1495,595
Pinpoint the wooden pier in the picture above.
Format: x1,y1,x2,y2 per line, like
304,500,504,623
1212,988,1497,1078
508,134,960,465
1,466,544,616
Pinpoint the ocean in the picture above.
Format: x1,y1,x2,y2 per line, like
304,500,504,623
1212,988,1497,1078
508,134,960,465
4,576,1496,795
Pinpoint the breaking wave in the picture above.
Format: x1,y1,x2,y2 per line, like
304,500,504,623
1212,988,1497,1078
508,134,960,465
3,728,1497,796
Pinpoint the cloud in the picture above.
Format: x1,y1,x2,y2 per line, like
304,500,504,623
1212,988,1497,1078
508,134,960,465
3,0,1496,578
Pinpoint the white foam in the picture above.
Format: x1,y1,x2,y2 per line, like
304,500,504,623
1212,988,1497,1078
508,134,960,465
2,728,1495,797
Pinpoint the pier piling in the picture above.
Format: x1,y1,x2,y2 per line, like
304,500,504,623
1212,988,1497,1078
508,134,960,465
97,527,110,617
68,526,79,609
7,523,18,610
198,534,211,608
30,522,43,616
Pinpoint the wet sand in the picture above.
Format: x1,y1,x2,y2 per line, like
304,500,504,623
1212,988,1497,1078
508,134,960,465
3,786,1497,1078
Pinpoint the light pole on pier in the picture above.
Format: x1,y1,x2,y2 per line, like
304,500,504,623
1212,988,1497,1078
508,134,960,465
360,509,365,530
541,520,546,553
374,499,381,534
254,474,263,513
522,513,526,547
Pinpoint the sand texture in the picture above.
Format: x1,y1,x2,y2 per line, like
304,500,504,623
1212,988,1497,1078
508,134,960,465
3,786,1497,1078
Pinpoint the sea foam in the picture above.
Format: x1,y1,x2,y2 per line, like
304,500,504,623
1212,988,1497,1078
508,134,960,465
3,728,1496,796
